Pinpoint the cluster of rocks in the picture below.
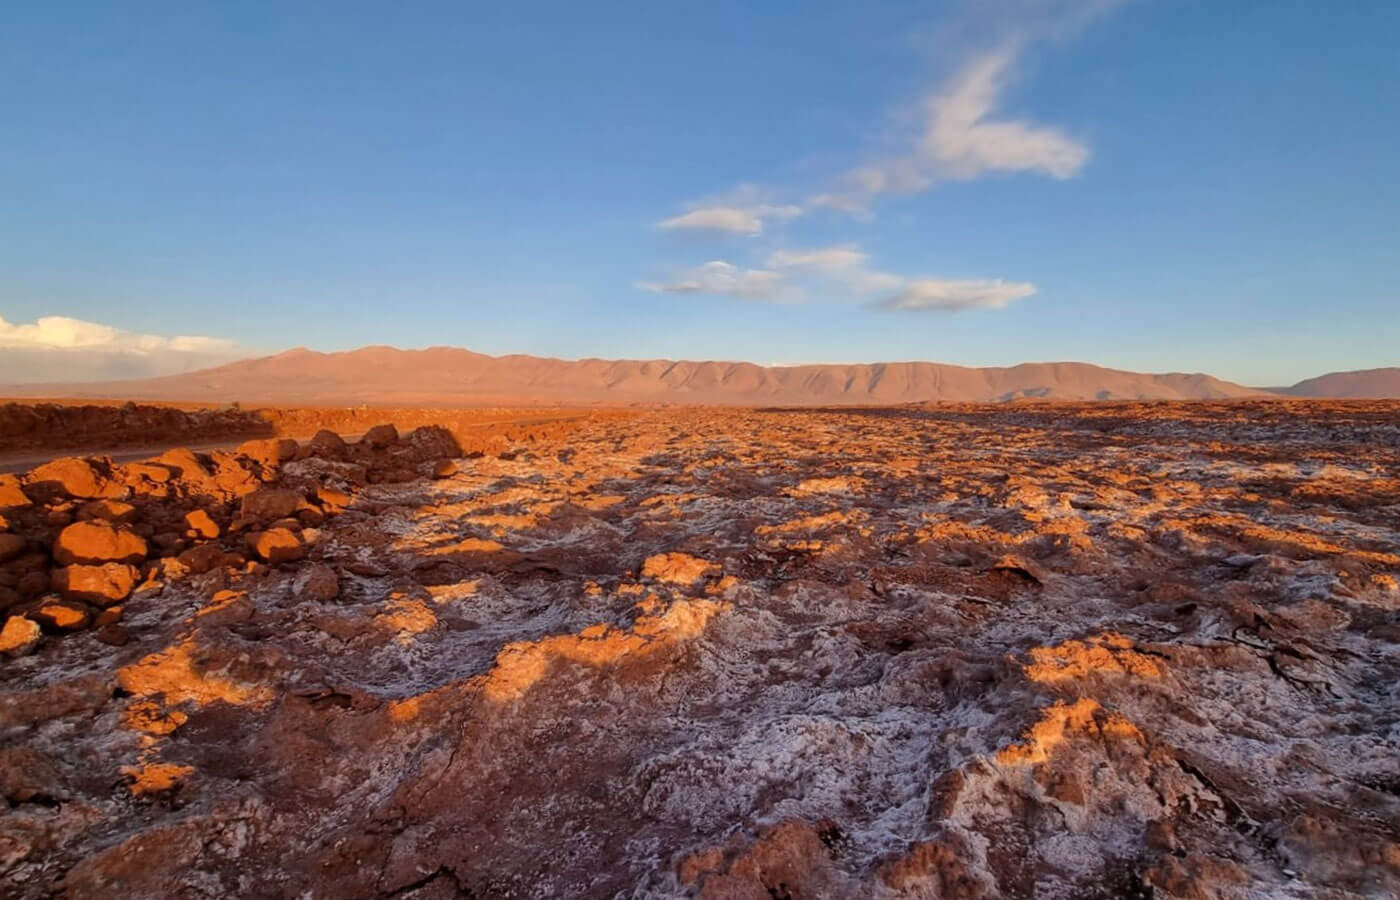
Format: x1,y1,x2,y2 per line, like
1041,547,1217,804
0,401,276,455
0,423,460,658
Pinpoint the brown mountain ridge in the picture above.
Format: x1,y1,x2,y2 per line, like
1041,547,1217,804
2,345,1392,405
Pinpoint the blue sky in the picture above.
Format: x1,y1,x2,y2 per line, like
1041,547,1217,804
1,0,1396,385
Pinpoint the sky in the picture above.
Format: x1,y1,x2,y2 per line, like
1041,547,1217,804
1,0,1397,386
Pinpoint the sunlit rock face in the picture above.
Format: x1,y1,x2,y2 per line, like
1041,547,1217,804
2,400,1398,898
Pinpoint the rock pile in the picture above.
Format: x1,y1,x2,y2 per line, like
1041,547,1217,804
0,424,461,657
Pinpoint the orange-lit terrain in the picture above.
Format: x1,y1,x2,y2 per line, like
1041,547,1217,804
2,401,1398,898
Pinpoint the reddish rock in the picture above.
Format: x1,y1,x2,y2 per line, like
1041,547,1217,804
0,533,25,563
156,448,217,492
0,587,18,612
211,451,261,495
316,485,352,512
16,570,49,599
185,509,221,539
32,599,92,632
236,437,299,468
95,624,130,646
240,488,304,521
53,521,149,566
151,532,186,555
93,605,123,627
294,563,340,602
405,425,461,456
432,459,458,479
177,543,242,575
246,528,306,564
0,475,31,509
0,616,41,657
77,499,139,523
53,564,138,606
123,462,174,484
27,458,126,500
380,467,418,484
308,430,348,458
298,507,326,527
361,423,399,449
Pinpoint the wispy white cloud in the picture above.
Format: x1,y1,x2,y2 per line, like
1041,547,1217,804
765,245,870,270
655,186,805,235
642,0,1116,311
766,245,1036,312
874,278,1036,312
816,46,1089,211
656,204,803,236
0,314,250,383
654,0,1117,220
767,244,902,294
638,261,789,300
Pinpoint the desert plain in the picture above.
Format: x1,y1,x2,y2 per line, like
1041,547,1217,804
0,398,1398,898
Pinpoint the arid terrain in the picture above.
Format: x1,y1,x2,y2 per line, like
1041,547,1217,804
2,400,1399,898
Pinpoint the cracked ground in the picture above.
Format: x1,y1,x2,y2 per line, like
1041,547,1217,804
3,401,1399,898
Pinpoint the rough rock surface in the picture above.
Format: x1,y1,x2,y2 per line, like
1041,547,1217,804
0,402,1397,899
52,563,138,605
51,521,148,566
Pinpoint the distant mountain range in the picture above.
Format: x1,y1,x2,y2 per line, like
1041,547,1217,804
2,346,1396,406
1273,367,1400,399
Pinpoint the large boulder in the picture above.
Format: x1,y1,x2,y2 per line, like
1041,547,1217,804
77,499,138,524
209,451,261,496
308,430,348,459
27,458,126,500
155,448,217,492
404,425,462,462
246,528,306,564
361,424,399,449
177,543,243,575
53,521,148,566
240,488,304,521
236,438,299,469
53,564,138,606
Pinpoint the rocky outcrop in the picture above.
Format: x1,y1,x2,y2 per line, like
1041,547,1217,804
0,422,462,659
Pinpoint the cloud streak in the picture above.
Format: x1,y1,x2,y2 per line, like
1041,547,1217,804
767,244,1037,312
0,314,250,383
638,261,789,300
874,278,1036,312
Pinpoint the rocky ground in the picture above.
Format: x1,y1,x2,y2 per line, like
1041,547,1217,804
1,401,1398,899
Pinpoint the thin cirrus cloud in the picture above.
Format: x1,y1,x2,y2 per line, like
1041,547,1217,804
0,313,250,383
637,261,789,301
655,198,805,236
875,278,1037,312
766,244,1037,312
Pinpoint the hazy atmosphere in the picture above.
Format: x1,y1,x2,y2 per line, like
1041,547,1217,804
3,0,1397,385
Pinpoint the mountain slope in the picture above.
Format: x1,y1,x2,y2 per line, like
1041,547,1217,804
0,345,1272,406
1279,367,1400,399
